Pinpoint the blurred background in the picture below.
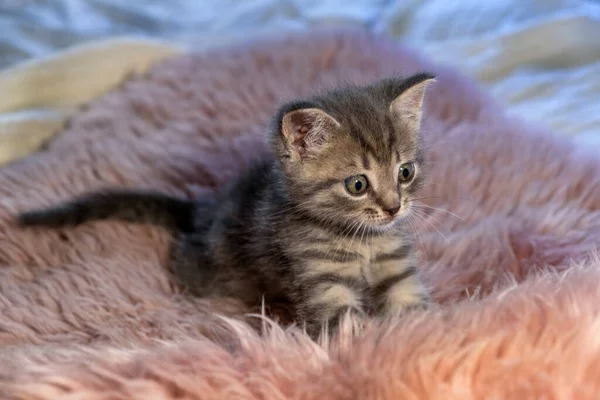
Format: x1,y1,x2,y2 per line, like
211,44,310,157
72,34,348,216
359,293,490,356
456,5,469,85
0,0,599,164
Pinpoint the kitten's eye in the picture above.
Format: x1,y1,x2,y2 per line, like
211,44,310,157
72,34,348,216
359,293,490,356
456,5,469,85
399,162,415,183
344,175,369,195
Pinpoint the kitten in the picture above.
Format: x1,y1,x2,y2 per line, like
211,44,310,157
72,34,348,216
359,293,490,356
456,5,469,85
17,73,435,338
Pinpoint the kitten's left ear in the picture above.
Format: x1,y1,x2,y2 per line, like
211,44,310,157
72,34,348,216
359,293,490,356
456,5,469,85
280,107,340,161
390,74,436,134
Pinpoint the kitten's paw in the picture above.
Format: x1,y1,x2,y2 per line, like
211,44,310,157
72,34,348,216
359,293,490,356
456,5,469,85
305,306,365,340
328,306,366,335
382,292,430,318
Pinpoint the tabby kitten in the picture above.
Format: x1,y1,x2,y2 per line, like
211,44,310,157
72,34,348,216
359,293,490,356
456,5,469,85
17,73,435,337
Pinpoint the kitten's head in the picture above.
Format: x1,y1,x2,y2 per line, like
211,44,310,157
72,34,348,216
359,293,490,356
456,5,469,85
271,73,435,233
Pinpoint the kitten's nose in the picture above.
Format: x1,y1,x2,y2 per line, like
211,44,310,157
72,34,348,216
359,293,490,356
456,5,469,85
383,205,401,216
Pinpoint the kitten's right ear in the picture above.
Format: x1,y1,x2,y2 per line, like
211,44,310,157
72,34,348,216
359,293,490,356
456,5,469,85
390,74,436,135
279,106,340,162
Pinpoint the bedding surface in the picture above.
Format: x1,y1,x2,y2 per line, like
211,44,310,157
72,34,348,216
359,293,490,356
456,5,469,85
1,29,600,399
0,0,599,159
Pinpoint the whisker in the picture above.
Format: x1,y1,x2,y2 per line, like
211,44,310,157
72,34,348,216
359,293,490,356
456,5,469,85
407,212,431,242
410,202,466,221
357,219,368,258
412,209,449,242
265,204,299,218
326,218,360,260
408,195,475,203
405,214,425,251
414,208,454,235
344,219,364,263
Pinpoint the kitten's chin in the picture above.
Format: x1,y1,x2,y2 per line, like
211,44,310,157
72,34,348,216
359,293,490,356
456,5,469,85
367,219,399,233
367,214,410,233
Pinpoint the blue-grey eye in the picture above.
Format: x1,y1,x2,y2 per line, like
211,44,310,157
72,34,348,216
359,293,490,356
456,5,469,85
399,162,415,183
344,175,368,195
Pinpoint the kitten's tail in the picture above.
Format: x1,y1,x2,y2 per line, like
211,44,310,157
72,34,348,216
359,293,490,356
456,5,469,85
16,190,204,232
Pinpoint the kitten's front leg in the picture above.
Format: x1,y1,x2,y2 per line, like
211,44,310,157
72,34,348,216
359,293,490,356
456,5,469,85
371,260,430,318
297,276,365,339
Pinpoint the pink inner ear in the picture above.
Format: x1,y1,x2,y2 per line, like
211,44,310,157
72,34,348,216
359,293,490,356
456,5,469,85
294,125,310,155
282,107,337,158
391,79,434,124
287,113,312,155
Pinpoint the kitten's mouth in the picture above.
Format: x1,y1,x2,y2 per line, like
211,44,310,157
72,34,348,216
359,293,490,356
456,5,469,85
369,212,409,231
369,217,398,230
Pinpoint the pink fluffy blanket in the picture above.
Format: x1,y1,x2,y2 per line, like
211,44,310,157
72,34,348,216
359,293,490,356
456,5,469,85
1,29,600,399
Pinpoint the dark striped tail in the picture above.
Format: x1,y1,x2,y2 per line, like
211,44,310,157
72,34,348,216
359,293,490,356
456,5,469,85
17,190,201,232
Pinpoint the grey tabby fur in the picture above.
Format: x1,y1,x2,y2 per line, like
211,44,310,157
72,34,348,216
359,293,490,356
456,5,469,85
17,73,435,338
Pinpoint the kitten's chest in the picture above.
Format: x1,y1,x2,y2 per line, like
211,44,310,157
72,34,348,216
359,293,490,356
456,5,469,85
303,233,407,285
358,235,401,260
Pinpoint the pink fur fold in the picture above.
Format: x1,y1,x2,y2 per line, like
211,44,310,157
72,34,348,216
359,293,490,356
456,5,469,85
1,29,599,399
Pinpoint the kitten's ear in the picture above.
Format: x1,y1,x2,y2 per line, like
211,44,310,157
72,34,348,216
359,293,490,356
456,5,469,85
280,107,340,161
390,75,436,134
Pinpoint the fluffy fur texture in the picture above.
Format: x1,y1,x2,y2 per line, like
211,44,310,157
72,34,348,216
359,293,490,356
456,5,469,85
1,29,600,399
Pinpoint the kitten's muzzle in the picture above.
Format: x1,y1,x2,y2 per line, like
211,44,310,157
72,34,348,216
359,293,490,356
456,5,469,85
382,205,400,217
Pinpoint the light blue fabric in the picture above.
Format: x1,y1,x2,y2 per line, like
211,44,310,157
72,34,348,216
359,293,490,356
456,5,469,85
0,0,598,148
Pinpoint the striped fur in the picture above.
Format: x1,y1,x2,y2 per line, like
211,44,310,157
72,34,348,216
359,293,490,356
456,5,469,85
16,74,434,338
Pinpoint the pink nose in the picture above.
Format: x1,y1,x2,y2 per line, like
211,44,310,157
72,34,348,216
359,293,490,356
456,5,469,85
383,205,400,216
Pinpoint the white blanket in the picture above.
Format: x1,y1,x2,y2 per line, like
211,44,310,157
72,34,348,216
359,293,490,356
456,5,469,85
0,0,598,165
